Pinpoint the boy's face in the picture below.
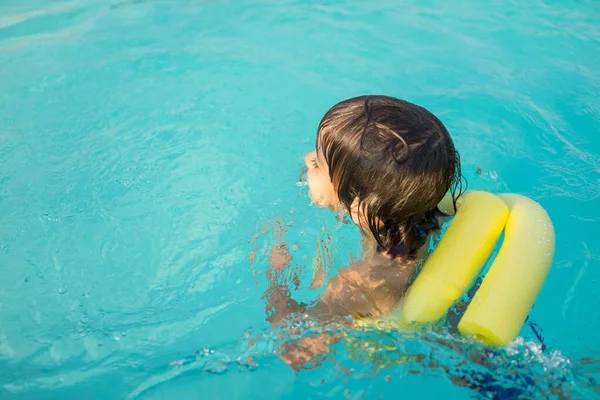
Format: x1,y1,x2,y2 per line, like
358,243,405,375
304,149,340,210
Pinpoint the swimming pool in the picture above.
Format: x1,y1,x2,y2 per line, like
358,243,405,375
1,0,599,398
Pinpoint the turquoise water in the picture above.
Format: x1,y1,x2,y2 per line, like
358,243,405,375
1,0,599,398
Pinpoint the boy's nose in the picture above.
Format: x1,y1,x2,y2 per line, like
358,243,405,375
304,151,316,168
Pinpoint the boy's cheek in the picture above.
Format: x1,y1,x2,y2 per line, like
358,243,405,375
308,189,326,208
307,183,327,207
306,174,319,201
307,187,321,205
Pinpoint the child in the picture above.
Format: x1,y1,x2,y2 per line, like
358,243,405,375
264,95,463,369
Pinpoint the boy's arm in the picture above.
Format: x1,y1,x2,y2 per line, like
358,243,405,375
262,233,372,369
268,256,413,370
261,221,418,370
274,276,366,370
263,241,306,326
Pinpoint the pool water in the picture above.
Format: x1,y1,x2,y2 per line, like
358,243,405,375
1,0,599,398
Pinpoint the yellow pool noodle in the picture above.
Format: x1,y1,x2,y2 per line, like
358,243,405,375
458,194,555,346
401,191,509,326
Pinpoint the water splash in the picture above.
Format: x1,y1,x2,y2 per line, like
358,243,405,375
127,320,598,399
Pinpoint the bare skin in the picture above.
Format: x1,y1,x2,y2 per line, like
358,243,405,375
257,145,448,369
261,221,428,370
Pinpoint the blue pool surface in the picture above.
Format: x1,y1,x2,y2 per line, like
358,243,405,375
1,0,599,398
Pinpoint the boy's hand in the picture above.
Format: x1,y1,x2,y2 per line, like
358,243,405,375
269,242,292,271
280,333,342,371
264,285,305,326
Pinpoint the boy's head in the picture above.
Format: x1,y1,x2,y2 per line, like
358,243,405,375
305,95,462,259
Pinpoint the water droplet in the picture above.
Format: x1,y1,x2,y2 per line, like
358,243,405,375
206,361,228,374
57,286,68,295
24,276,30,282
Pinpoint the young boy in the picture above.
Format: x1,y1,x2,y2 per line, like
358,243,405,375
264,95,462,369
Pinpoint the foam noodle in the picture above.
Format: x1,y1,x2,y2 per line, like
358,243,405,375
458,194,555,345
401,191,509,325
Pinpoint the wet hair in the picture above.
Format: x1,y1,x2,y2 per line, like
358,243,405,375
317,95,464,260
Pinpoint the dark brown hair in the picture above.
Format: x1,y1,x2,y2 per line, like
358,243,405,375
317,95,464,260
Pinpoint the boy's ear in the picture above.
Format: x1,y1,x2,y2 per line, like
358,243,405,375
349,197,365,226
